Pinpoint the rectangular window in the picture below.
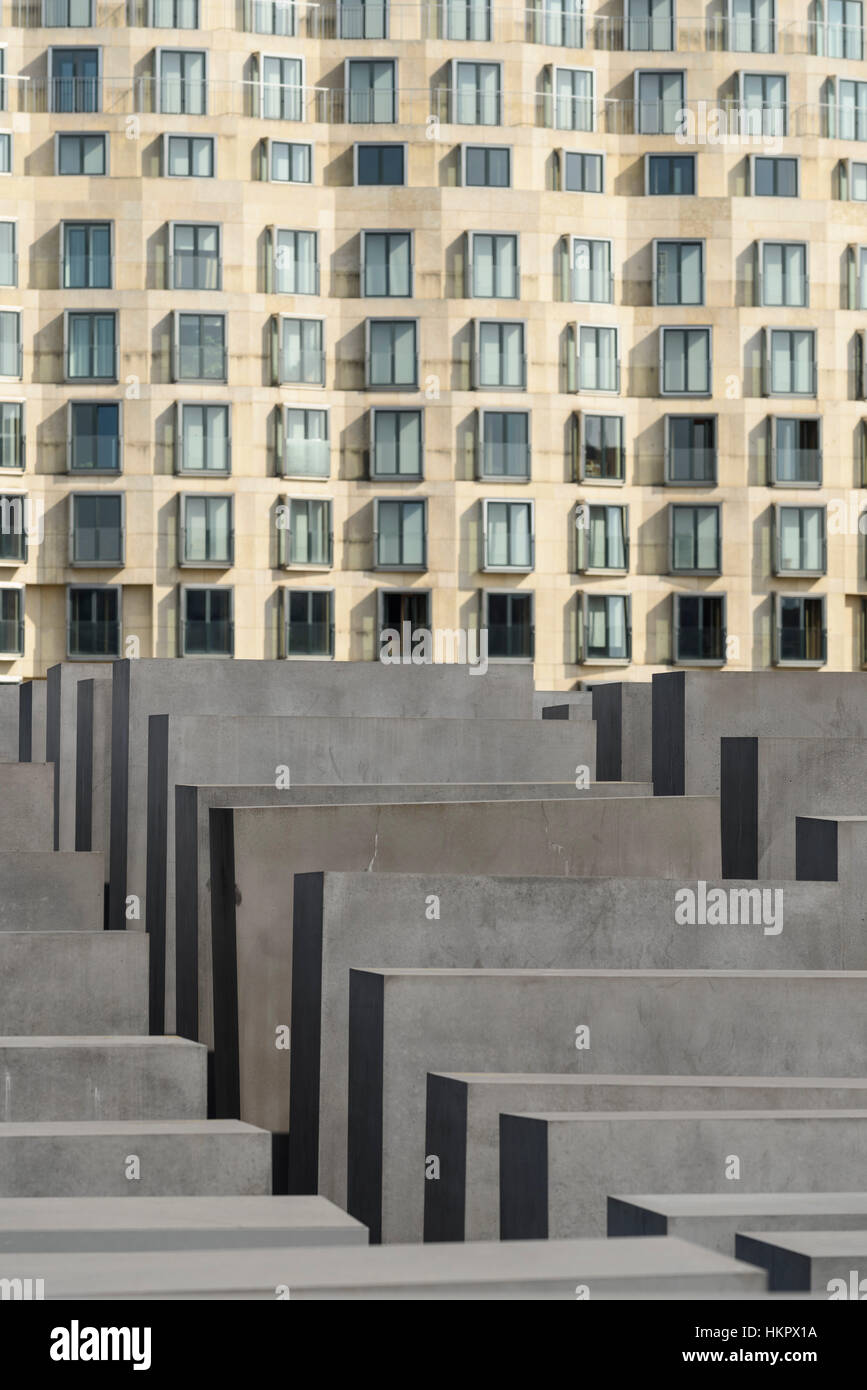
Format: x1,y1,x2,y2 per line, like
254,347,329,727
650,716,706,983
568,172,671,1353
268,140,311,183
774,593,826,664
57,132,107,176
452,61,501,125
572,238,612,304
0,312,22,380
576,503,628,572
181,586,233,656
474,319,525,389
577,413,624,482
172,223,221,291
655,239,704,306
180,494,233,565
63,222,112,290
0,494,27,563
178,403,230,474
367,319,418,388
158,49,206,115
0,134,10,176
665,414,716,483
276,317,325,385
273,229,318,295
670,503,721,572
553,67,595,131
69,401,121,473
50,47,100,113
463,145,510,187
261,54,304,120
628,0,675,49
819,0,863,59
478,410,529,480
577,325,620,393
752,155,798,195
280,497,333,567
471,233,519,299
774,504,826,574
0,586,23,656
355,143,405,185
646,153,695,194
66,312,116,381
44,0,95,24
282,587,333,658
660,326,711,396
371,408,422,478
562,150,603,192
836,79,867,140
346,58,396,123
850,161,867,200
636,70,684,134
485,590,534,660
580,593,631,661
70,493,124,566
483,499,534,570
765,328,816,396
165,134,214,177
283,406,329,478
249,0,297,35
340,0,388,38
151,0,199,24
174,312,226,382
770,415,821,485
0,402,24,471
379,588,431,653
740,71,787,137
363,231,412,298
68,585,121,658
760,241,807,307
674,593,726,664
375,497,426,568
728,0,775,53
443,0,492,40
0,223,15,287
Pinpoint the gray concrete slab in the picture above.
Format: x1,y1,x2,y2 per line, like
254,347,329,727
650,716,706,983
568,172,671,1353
0,1195,367,1253
0,763,54,851
500,1110,867,1240
0,933,148,1036
591,682,653,783
107,658,535,933
0,852,103,932
212,797,721,1143
0,1236,765,1299
425,1074,867,1242
345,968,867,1242
0,1120,271,1198
0,682,18,761
608,1193,867,1255
0,1037,206,1121
290,869,849,1204
18,680,46,762
46,663,113,852
533,690,593,718
735,1229,867,1293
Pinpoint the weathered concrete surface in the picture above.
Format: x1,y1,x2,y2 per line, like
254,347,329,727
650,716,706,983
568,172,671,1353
213,797,721,1140
0,1236,765,1299
345,968,867,1243
0,852,103,932
18,680,46,762
0,933,148,1035
0,1195,367,1253
735,1229,867,1293
424,1074,867,1243
290,869,849,1204
0,683,18,760
609,1193,867,1255
108,658,535,932
534,690,593,718
652,671,867,797
0,763,54,851
0,1120,272,1197
0,1038,206,1121
591,682,653,783
74,678,112,871
499,1110,867,1240
46,663,113,851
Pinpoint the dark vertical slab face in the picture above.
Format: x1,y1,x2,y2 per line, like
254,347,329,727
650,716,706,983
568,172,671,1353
606,1197,668,1238
652,671,685,796
18,682,32,763
145,714,169,1034
347,969,385,1245
734,1235,811,1293
74,680,94,853
108,660,131,931
46,665,61,849
499,1114,548,1241
423,1074,468,1243
287,871,325,1196
592,683,623,782
796,816,839,882
174,784,200,1042
720,736,759,879
209,806,240,1120
541,705,570,720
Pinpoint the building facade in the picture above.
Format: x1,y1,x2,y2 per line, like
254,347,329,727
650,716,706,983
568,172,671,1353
1,0,867,684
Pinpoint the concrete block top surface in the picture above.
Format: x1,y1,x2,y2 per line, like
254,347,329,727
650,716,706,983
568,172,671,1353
433,1073,867,1091
362,967,867,981
502,1109,867,1123
0,1196,366,1234
735,1231,867,1257
610,1194,867,1218
0,1121,267,1137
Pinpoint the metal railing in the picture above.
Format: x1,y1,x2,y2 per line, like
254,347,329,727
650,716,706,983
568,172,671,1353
70,434,121,472
181,619,233,655
283,438,330,476
0,618,24,655
68,619,120,657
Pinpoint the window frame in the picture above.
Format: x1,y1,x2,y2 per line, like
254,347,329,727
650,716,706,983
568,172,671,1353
162,131,216,178
278,495,334,569
573,322,621,395
472,317,527,391
663,412,718,485
559,148,605,193
67,399,123,475
344,56,397,124
60,219,114,291
768,414,822,487
658,324,713,398
178,492,235,568
175,400,231,477
569,235,614,305
268,226,320,296
68,490,126,568
772,591,827,667
66,582,122,661
0,399,25,473
361,229,414,300
763,326,817,398
574,410,625,484
365,316,420,390
373,495,428,571
48,44,103,115
668,501,722,575
353,141,407,186
644,151,696,195
772,502,827,576
154,45,209,116
475,407,531,482
672,591,728,667
449,57,504,126
652,237,706,307
63,308,118,384
179,583,235,658
0,489,29,566
0,581,24,657
169,220,223,293
577,590,632,665
549,64,597,133
633,67,686,136
273,313,326,387
575,500,630,574
369,406,424,481
757,238,809,308
481,496,535,573
749,152,800,196
279,584,335,660
468,230,520,300
460,142,511,188
481,587,535,662
281,403,330,480
172,309,228,384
